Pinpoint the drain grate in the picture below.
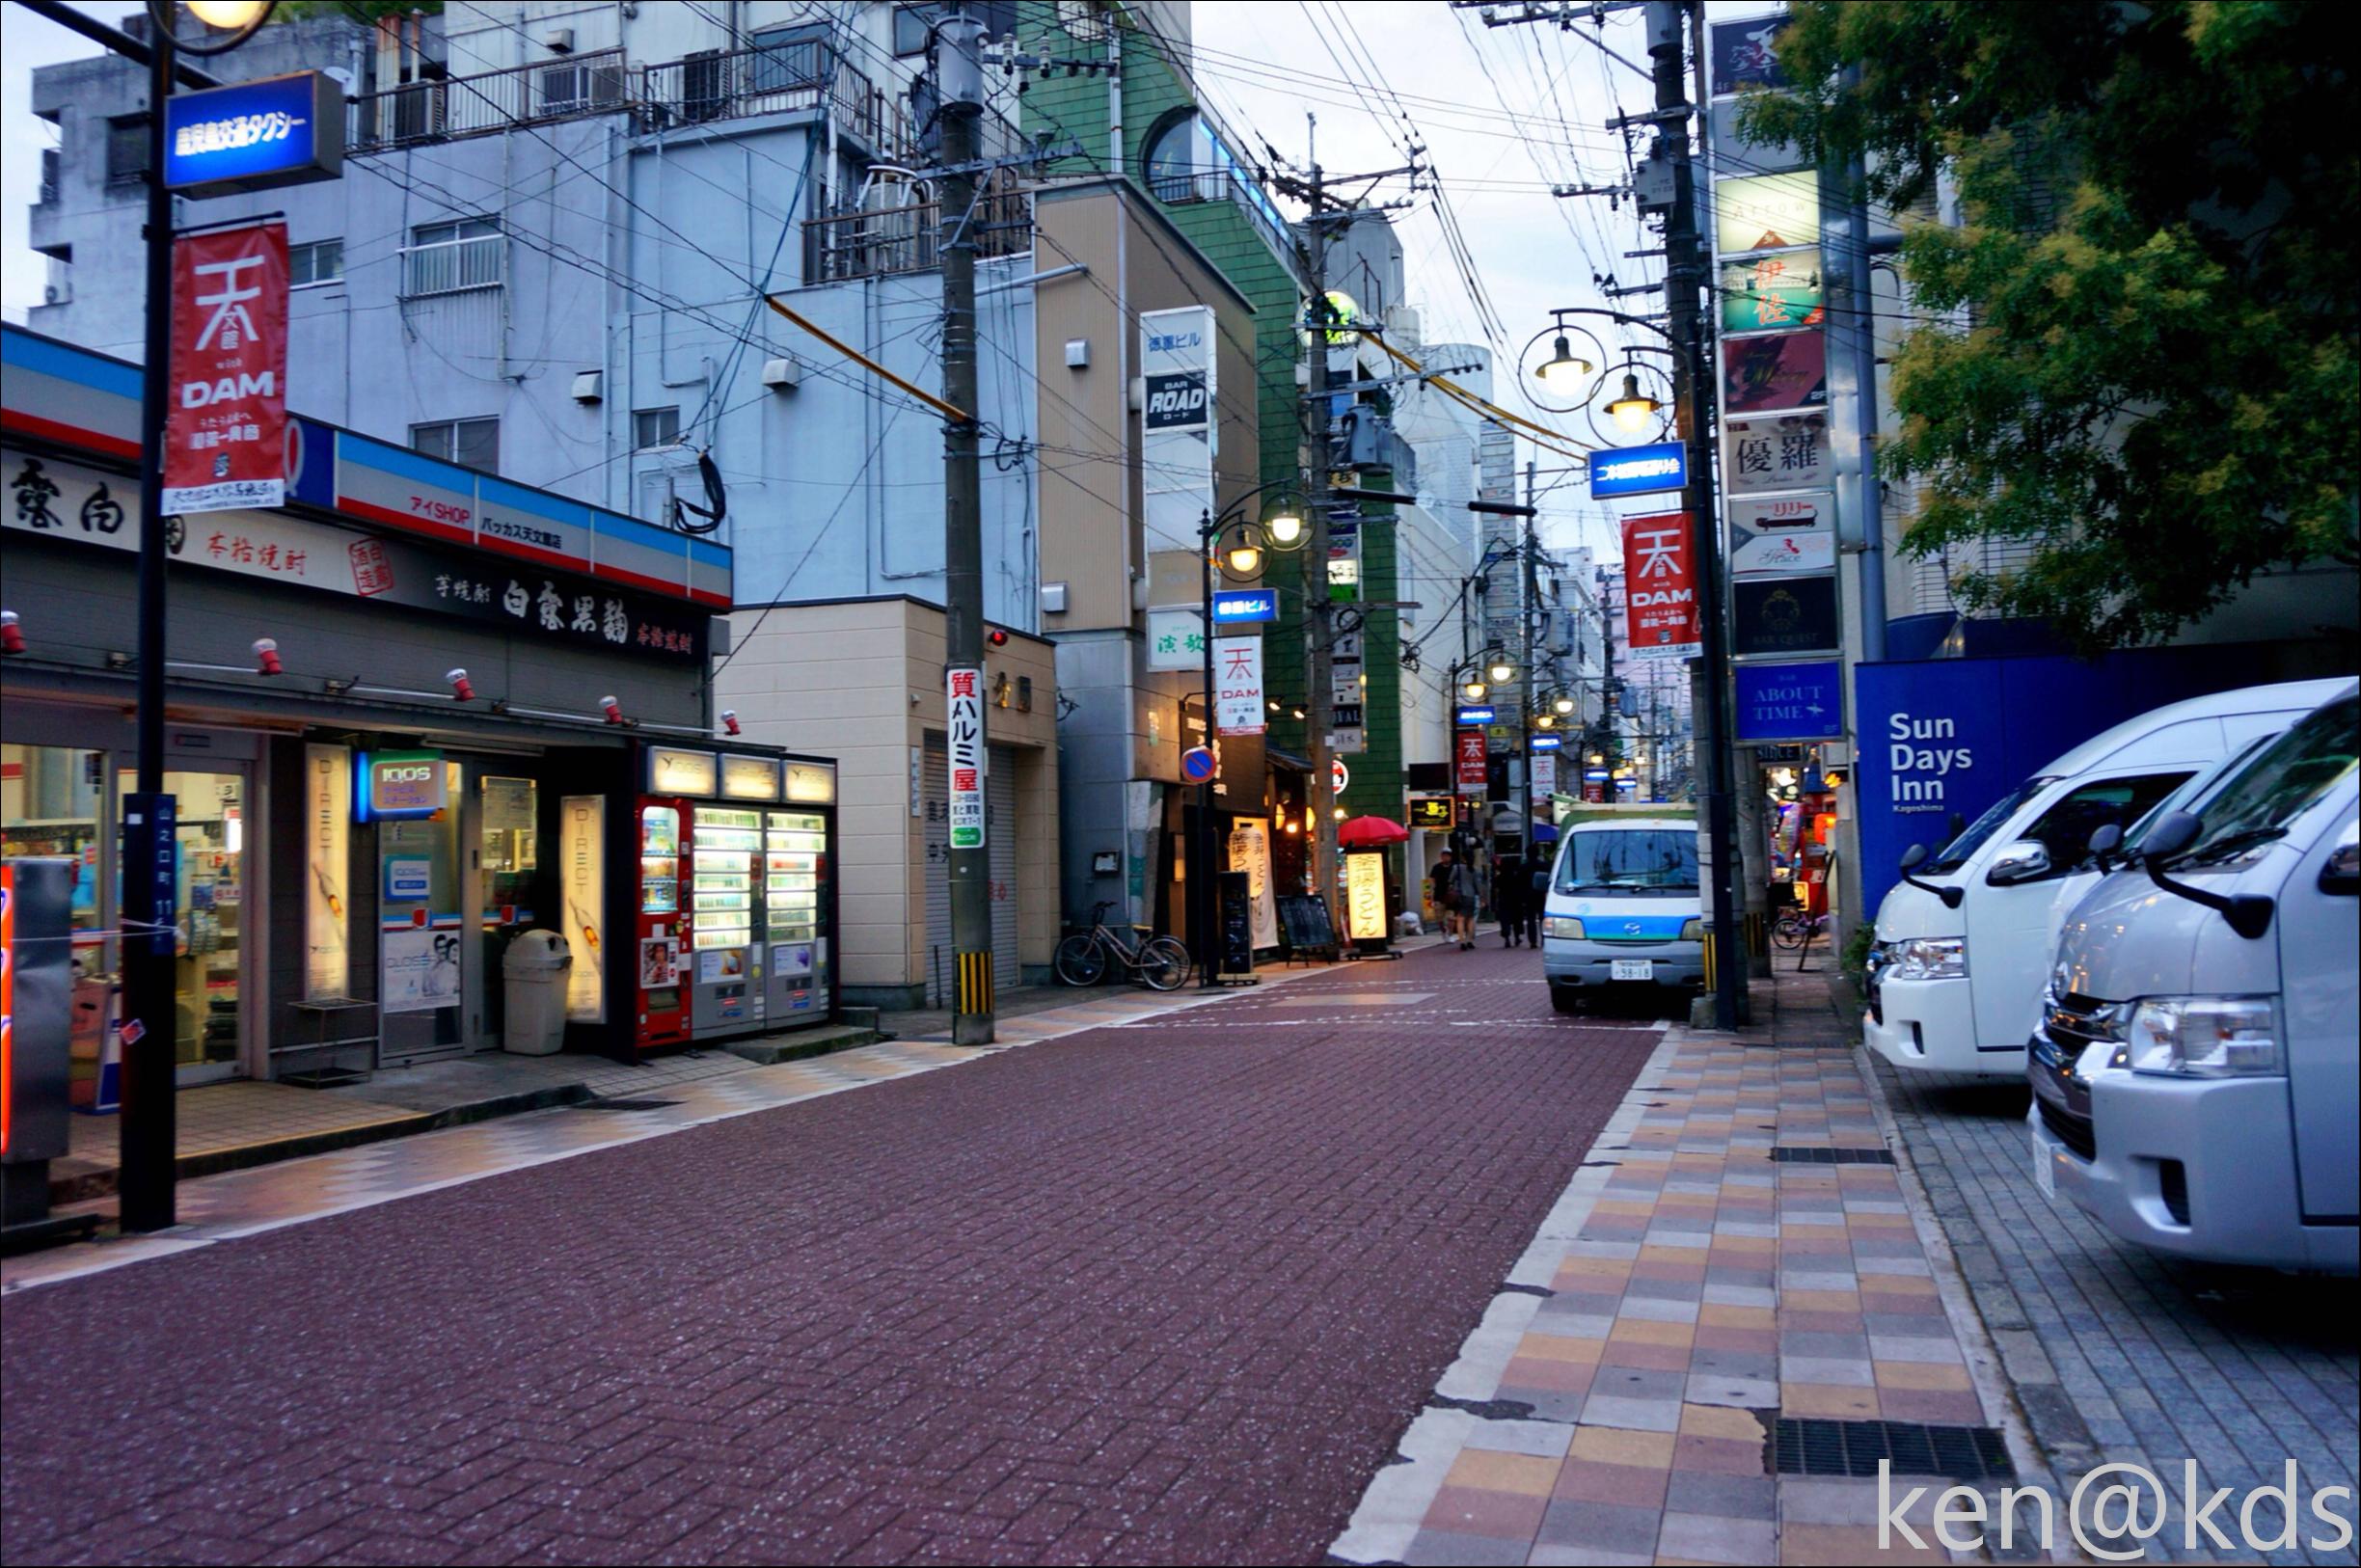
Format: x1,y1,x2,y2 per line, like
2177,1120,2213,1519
582,1097,681,1112
1770,1146,1897,1165
1772,1419,2014,1480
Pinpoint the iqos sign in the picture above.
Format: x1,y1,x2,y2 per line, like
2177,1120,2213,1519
366,751,447,819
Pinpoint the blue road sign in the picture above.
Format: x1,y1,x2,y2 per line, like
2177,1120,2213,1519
1733,659,1844,743
1531,734,1562,749
163,72,344,196
1210,588,1278,625
1588,441,1687,500
1455,704,1496,725
1180,745,1217,783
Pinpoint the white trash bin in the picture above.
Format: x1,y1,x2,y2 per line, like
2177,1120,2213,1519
502,931,574,1055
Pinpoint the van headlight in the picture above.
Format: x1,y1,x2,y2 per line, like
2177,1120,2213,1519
1680,918,1705,941
1544,916,1585,939
1887,936,1967,981
2127,996,2280,1077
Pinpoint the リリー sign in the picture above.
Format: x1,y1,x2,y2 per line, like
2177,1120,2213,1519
162,71,344,196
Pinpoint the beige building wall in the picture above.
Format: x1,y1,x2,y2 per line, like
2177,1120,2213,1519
715,597,1059,1008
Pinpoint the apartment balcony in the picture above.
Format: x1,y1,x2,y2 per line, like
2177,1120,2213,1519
350,49,628,153
638,43,907,158
801,176,1030,285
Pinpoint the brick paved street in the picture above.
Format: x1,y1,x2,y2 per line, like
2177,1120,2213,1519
0,942,1661,1567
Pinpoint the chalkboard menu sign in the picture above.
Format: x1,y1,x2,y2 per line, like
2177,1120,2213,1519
1216,871,1255,977
1276,894,1339,960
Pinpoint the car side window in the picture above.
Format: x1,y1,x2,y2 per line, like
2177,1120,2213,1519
2027,772,2189,868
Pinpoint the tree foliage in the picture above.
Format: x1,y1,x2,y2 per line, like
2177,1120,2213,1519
1741,2,2357,650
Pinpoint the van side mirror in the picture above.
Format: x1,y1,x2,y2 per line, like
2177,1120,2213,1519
1986,838,2053,886
1897,842,1965,909
2321,826,2360,896
2138,810,2272,938
2086,823,2124,872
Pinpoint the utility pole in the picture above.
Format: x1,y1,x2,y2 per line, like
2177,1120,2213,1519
1650,0,1747,1028
936,8,992,1043
1521,462,1539,841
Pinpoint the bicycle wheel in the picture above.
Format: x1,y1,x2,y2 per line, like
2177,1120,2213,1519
1054,933,1107,987
1136,935,1193,991
1771,915,1806,951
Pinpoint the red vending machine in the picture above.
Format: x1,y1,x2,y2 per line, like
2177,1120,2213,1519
634,796,689,1048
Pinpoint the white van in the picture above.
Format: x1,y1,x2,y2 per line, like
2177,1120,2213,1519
1543,816,1705,1014
2031,685,2358,1274
1864,679,2350,1077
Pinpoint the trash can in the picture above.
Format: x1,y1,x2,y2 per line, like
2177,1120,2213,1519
502,931,573,1055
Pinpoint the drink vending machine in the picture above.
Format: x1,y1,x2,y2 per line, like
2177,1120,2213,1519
631,744,836,1053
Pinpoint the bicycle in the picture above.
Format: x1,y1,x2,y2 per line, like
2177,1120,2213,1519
1054,902,1193,991
1772,906,1831,951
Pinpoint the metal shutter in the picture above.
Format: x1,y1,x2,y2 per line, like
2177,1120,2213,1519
989,747,1019,991
924,735,951,1004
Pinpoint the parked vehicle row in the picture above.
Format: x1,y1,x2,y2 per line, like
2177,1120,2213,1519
1868,679,2358,1276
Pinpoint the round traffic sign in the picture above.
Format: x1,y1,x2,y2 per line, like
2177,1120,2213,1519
1181,745,1217,783
1332,756,1351,795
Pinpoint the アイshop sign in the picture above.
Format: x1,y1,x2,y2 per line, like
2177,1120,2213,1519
166,221,288,516
1620,512,1704,662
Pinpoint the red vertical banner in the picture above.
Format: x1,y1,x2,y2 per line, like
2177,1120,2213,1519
1455,730,1488,794
165,220,288,515
1620,511,1703,661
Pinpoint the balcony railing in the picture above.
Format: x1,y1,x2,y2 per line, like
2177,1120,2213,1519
399,232,505,298
801,176,1030,284
639,43,904,155
350,48,627,153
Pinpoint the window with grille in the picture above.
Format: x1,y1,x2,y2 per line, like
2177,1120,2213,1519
402,217,502,296
748,24,829,94
634,407,682,450
411,418,501,474
105,116,148,186
289,239,343,287
537,59,622,115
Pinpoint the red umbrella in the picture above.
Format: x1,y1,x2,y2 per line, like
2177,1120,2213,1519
1339,815,1410,848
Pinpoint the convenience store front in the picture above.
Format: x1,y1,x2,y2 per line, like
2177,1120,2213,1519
0,323,837,1095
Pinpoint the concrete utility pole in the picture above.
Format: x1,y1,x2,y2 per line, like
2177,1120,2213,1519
1651,0,1748,1028
936,8,992,1043
1521,462,1540,839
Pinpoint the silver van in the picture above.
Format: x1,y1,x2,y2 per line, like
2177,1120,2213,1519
2030,685,2358,1274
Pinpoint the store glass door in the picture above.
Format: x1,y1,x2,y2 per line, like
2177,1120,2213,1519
379,762,467,1065
113,767,249,1083
476,773,539,1043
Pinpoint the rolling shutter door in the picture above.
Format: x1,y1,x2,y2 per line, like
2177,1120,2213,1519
924,735,950,1004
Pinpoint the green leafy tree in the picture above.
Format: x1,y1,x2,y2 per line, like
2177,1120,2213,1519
1742,2,2356,650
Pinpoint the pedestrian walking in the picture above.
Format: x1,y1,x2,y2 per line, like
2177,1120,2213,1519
1496,852,1527,947
1523,849,1549,948
1431,849,1479,949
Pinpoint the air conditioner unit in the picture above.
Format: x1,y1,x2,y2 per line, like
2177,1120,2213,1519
43,284,67,306
760,357,800,391
544,27,575,54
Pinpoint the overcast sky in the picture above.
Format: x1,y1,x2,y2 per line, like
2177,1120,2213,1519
0,1,1688,559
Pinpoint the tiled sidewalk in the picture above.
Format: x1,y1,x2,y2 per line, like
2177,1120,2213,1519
1332,965,2020,1565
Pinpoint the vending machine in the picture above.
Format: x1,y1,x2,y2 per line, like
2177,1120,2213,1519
688,805,762,1038
763,809,830,1021
634,798,688,1047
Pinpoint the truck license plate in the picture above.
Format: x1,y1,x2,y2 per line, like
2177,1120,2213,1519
2032,1143,2056,1200
1611,959,1652,981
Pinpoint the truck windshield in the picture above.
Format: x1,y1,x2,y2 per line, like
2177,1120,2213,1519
1558,830,1699,894
1925,777,2054,873
2180,694,2359,864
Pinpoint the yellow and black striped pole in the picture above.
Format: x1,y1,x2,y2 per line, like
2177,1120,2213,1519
956,948,995,1021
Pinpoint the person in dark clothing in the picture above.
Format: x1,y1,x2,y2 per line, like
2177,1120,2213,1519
1521,850,1547,948
1496,852,1528,946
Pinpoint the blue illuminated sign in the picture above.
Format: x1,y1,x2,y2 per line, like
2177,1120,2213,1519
1211,588,1278,625
163,72,344,196
1455,705,1496,725
1531,734,1562,750
1584,769,1613,781
1588,441,1688,500
1733,660,1843,743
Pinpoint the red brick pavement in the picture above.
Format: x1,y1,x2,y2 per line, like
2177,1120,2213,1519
1,942,1663,1567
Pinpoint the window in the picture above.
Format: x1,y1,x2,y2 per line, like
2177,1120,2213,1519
634,407,682,450
748,23,829,94
1556,830,1700,895
288,239,343,287
2181,694,2360,864
402,217,502,296
894,3,1015,57
537,58,622,115
411,418,500,474
106,115,149,186
2022,772,2191,874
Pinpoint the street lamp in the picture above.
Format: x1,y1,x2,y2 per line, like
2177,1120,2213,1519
1460,676,1487,701
1534,334,1592,396
1487,653,1515,685
1554,694,1577,716
1605,369,1664,435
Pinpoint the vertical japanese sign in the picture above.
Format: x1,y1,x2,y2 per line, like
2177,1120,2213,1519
165,220,288,515
1213,635,1265,736
1140,305,1215,554
946,667,986,850
1620,512,1704,662
1345,853,1388,942
303,743,350,999
561,795,606,1022
1456,730,1489,795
